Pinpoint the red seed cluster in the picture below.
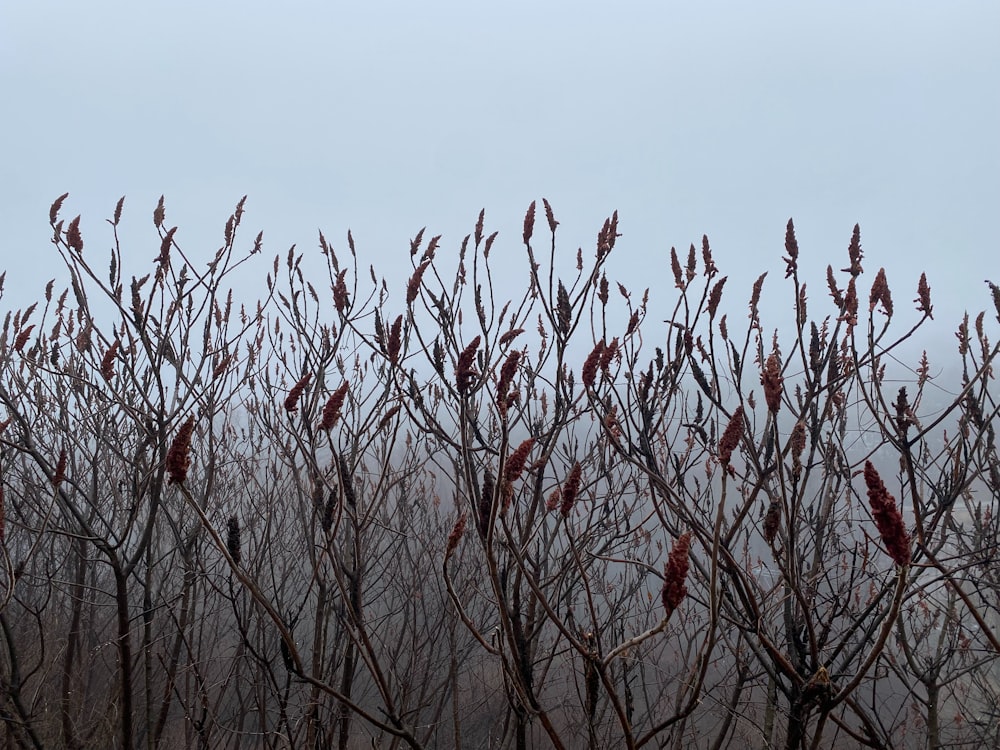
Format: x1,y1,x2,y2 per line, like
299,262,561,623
53,449,68,486
671,247,684,290
50,193,69,225
498,328,525,346
212,354,234,379
101,341,120,382
783,218,799,278
596,212,618,259
318,382,349,431
387,315,403,364
761,354,783,414
601,338,619,370
826,265,844,308
477,469,495,538
789,421,807,479
915,273,933,318
154,227,176,266
497,351,521,414
504,439,534,485
583,338,619,388
446,512,467,558
863,461,911,567
582,342,604,388
708,277,727,318
661,532,692,620
226,517,242,566
556,281,572,335
455,336,481,394
14,325,35,354
559,462,583,517
523,201,536,246
167,416,196,485
66,216,84,253
333,270,349,313
843,224,864,277
839,278,859,328
763,501,780,543
546,487,562,513
407,261,429,305
542,198,559,234
718,406,744,468
284,373,311,413
869,268,893,316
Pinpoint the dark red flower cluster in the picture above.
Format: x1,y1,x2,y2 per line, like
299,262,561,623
763,501,780,543
387,315,403,364
843,224,864,277
582,338,619,388
446,512,467,558
66,216,84,254
596,211,618,259
839,278,858,328
761,354,783,414
504,439,534,485
318,382,349,431
455,336,481,394
101,340,120,382
718,406,744,468
560,462,583,517
708,277,728,318
915,273,933,318
497,350,521,415
477,468,495,538
783,218,799,279
523,201,536,246
543,198,559,234
826,265,844,308
406,261,429,306
661,532,692,620
789,421,807,479
226,517,241,566
284,373,311,413
167,416,196,485
52,449,68,486
14,325,35,354
869,268,893,316
863,461,911,567
333,269,349,313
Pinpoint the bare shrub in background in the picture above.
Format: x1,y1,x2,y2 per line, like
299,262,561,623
0,195,998,749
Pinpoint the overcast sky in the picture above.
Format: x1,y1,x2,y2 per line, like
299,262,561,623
2,2,998,346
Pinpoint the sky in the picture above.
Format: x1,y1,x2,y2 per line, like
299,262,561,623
2,1,998,352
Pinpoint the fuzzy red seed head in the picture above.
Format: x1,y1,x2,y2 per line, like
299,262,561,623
661,532,692,619
504,438,535,484
318,382,349,431
284,373,311,412
523,201,536,246
582,341,604,388
446,512,467,558
167,416,196,485
101,341,120,382
761,355,783,414
863,461,911,567
455,336,481,394
559,462,583,517
718,406,744,467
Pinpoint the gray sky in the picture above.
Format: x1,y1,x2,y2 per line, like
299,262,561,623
2,1,998,342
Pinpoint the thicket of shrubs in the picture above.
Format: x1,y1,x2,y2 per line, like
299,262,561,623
1,195,998,749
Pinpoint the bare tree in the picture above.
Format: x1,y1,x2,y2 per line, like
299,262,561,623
1,196,998,749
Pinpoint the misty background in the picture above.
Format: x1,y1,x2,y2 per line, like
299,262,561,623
2,2,998,351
